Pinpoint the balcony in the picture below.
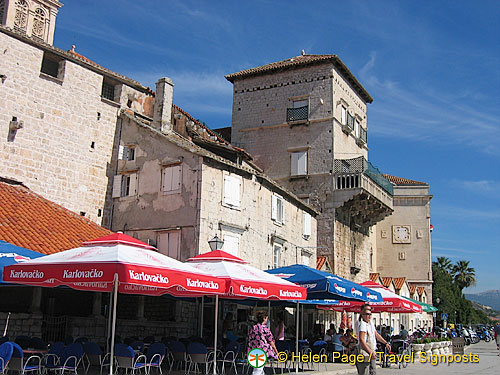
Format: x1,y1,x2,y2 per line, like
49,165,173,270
286,105,309,125
333,157,393,227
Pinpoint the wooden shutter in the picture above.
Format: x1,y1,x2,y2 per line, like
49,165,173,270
168,231,180,259
171,165,181,191
303,212,311,237
291,153,299,176
297,151,307,175
281,198,285,224
224,174,240,207
223,233,239,256
162,167,173,192
118,145,128,160
341,106,347,125
112,175,122,198
271,195,278,220
129,173,138,196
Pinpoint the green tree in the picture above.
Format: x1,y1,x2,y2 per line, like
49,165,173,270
452,260,476,291
435,256,453,274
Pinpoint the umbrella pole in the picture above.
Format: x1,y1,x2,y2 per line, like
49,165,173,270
109,274,118,375
3,312,10,336
213,295,219,375
200,296,204,337
296,302,299,374
106,289,113,354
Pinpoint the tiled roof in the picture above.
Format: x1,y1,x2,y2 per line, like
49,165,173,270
383,174,428,186
316,256,327,270
381,277,393,288
369,273,380,282
409,285,417,295
393,277,406,290
417,286,425,296
0,178,111,255
225,54,373,103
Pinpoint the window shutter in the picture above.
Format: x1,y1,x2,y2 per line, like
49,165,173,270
271,195,278,220
118,145,128,160
168,231,181,259
293,100,308,108
112,175,122,198
171,165,181,191
291,153,299,176
341,106,347,125
162,167,172,192
129,173,138,196
281,199,285,224
223,233,239,256
298,152,307,175
355,120,360,138
303,212,311,237
223,175,232,205
233,177,241,207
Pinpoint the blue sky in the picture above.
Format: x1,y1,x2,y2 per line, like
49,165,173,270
54,1,499,293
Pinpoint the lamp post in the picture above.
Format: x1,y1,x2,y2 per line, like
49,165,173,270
208,235,224,251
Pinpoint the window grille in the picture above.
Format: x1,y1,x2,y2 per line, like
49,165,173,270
101,81,115,101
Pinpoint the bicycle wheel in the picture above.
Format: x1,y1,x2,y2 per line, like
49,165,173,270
400,349,409,369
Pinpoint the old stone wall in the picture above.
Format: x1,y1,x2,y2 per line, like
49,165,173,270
0,31,152,226
198,160,318,270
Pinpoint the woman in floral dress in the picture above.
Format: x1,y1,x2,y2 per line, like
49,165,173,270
247,311,278,375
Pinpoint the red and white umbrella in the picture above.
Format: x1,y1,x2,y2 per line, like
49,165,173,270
4,233,225,375
186,250,307,300
187,250,307,375
328,281,422,313
4,233,224,296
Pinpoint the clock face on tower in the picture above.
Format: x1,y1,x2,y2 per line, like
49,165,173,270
393,225,411,244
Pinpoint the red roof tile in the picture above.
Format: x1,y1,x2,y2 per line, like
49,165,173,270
383,174,427,186
393,277,406,290
417,286,425,296
381,277,393,288
225,54,373,103
0,179,111,255
369,273,380,282
316,256,326,270
409,285,417,295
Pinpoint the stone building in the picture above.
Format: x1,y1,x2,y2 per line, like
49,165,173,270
110,78,318,270
0,0,155,226
224,53,394,282
376,174,433,301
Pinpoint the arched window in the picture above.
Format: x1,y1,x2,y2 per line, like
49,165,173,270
32,7,46,39
14,0,28,32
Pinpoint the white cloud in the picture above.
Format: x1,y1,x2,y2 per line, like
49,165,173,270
452,179,498,193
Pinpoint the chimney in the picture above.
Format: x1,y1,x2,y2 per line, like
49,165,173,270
152,77,174,133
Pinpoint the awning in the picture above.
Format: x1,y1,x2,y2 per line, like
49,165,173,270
0,240,44,284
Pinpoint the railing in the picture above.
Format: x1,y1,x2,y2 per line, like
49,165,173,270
286,105,308,122
334,157,394,196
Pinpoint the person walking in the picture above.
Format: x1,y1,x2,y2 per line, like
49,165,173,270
494,322,500,356
247,311,278,375
354,304,391,375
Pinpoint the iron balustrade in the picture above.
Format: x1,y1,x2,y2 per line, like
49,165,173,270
287,105,309,122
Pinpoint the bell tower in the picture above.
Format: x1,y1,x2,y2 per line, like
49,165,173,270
0,0,63,45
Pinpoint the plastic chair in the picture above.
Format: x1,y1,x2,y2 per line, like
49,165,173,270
143,336,155,345
42,342,65,372
83,342,111,374
0,338,9,346
10,342,42,375
167,341,186,372
0,342,14,375
114,344,146,375
186,342,209,375
55,343,84,375
145,343,165,375
130,342,145,354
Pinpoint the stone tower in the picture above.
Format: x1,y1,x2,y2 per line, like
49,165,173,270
0,0,63,45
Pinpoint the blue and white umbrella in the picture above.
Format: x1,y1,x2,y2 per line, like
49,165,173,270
0,240,44,284
266,264,383,302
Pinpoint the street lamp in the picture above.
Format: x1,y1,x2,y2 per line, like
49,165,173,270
208,235,224,251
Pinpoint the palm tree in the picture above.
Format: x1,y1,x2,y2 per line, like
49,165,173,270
452,260,476,290
435,256,453,274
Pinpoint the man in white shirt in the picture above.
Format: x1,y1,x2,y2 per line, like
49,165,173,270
355,304,391,375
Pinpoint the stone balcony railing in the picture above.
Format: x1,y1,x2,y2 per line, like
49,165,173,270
332,157,393,227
